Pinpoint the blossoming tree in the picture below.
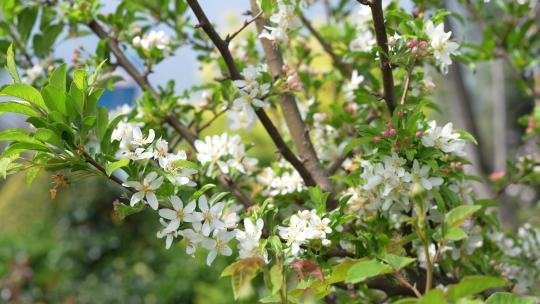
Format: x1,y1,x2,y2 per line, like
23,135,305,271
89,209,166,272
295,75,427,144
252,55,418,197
0,0,539,302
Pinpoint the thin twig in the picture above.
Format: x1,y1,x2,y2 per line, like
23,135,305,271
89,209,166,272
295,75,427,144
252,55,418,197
394,272,422,298
225,11,263,43
400,55,417,105
81,150,134,193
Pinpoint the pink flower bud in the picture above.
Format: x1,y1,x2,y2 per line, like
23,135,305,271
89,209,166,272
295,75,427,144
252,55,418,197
419,41,428,49
398,110,404,118
415,131,423,137
282,64,290,72
373,136,381,143
421,50,430,57
286,74,303,91
406,39,416,48
387,122,394,129
411,46,419,53
345,103,358,113
490,171,506,181
382,130,389,138
389,129,397,137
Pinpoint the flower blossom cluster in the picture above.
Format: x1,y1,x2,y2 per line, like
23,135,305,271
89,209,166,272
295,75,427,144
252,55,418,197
259,1,295,43
226,65,270,131
195,133,258,176
155,194,244,265
421,121,466,156
425,21,459,74
257,160,305,196
358,154,444,211
235,218,268,261
278,209,332,256
111,112,197,187
132,30,172,56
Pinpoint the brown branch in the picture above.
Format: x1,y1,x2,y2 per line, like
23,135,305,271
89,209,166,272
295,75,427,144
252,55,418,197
87,18,253,208
81,150,135,193
249,0,336,208
297,11,353,76
225,11,263,43
186,0,316,187
394,272,422,298
358,0,396,114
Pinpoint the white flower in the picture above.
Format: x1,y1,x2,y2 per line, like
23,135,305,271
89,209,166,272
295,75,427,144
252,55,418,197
350,30,376,53
195,134,229,174
123,172,164,210
234,89,269,108
259,1,295,43
123,147,153,161
421,121,466,156
193,195,226,236
24,64,44,83
160,151,197,187
133,30,172,55
202,230,236,265
233,65,261,92
226,103,257,131
425,21,459,74
278,210,332,256
153,138,169,168
178,228,204,255
411,160,443,190
235,218,267,261
158,196,203,233
344,70,365,101
130,127,155,148
156,218,177,249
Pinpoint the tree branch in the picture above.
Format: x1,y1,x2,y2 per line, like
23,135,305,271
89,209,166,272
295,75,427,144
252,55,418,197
249,0,336,208
87,18,253,208
81,150,134,193
186,0,316,187
297,11,353,76
225,11,263,43
358,0,396,113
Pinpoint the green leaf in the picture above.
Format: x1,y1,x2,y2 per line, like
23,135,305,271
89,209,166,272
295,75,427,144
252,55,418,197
106,159,130,177
0,157,13,178
0,101,39,116
381,254,415,271
0,128,35,143
34,128,63,147
220,257,264,299
73,69,88,90
328,258,364,284
6,44,20,82
68,81,85,114
49,64,67,92
345,259,392,284
0,83,45,108
114,203,145,219
446,276,506,301
446,205,482,228
270,265,283,295
95,106,108,141
485,292,535,304
434,226,467,242
455,130,478,144
190,183,216,201
42,86,67,115
259,294,281,303
419,288,446,304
